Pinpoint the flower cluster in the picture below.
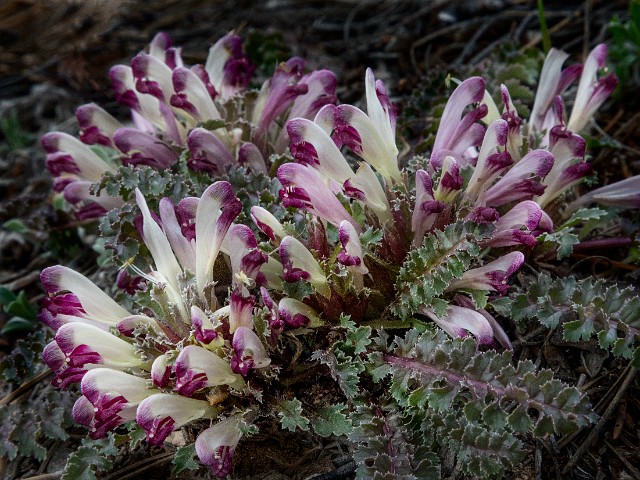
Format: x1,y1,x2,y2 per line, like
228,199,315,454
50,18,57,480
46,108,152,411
40,181,278,474
38,32,633,477
43,32,336,219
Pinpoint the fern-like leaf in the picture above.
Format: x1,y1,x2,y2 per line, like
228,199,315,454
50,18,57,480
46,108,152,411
374,330,596,434
366,328,596,477
392,222,492,319
431,404,525,477
349,399,440,480
492,273,640,365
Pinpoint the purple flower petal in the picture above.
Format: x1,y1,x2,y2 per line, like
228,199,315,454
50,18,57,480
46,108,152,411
76,103,122,147
40,266,131,325
187,127,235,175
114,128,178,169
131,53,175,102
231,326,270,376
483,150,553,207
430,77,486,169
279,235,330,298
251,206,286,241
568,44,618,132
448,252,525,295
175,345,241,397
420,304,494,346
80,368,153,438
570,174,640,210
171,66,220,121
229,291,255,333
278,163,359,231
195,416,243,478
205,33,255,99
151,354,173,388
137,393,212,445
278,297,320,328
195,182,241,295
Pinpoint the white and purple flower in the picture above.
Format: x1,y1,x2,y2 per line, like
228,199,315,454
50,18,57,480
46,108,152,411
447,251,525,295
195,416,243,478
137,394,216,445
73,368,155,439
174,345,243,397
230,326,271,376
279,235,330,298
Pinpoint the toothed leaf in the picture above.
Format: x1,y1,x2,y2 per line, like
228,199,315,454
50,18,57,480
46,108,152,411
312,404,352,437
278,398,310,432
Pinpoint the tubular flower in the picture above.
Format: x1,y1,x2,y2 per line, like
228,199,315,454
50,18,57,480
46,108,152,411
481,200,553,248
250,58,337,158
568,175,640,211
38,293,84,330
223,224,268,289
40,265,132,328
277,298,322,328
447,252,525,295
54,322,142,369
195,416,243,478
42,341,85,389
419,305,494,346
260,287,283,336
454,295,513,350
41,132,123,219
337,221,368,291
135,188,185,314
109,63,185,143
433,155,463,204
131,51,176,103
205,33,255,99
278,163,360,231
229,291,256,333
529,48,583,136
194,182,243,295
274,69,338,152
412,170,445,246
186,127,235,175
113,128,178,168
171,66,221,122
231,326,271,376
536,126,589,207
429,77,487,171
567,44,618,133
158,197,196,272
250,206,286,241
43,322,143,389
482,150,554,207
137,394,217,445
287,117,354,183
337,220,368,275
73,369,156,439
174,345,243,397
191,305,226,345
279,235,331,298
252,58,308,151
150,353,173,388
286,117,391,224
76,103,123,147
463,119,512,204
499,85,524,160
314,69,401,182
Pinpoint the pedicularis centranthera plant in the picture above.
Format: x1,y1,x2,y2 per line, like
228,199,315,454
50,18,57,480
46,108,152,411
38,32,639,478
